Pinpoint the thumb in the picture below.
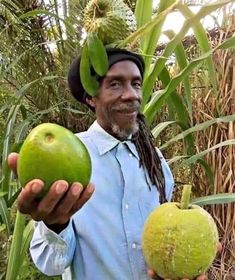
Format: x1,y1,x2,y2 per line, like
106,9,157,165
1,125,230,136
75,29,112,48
147,269,165,279
8,152,19,176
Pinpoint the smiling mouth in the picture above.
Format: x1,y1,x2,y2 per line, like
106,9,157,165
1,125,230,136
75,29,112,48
114,107,139,114
116,110,138,115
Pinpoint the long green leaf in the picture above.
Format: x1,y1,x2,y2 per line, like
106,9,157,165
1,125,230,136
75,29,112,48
80,43,99,96
144,36,235,123
142,0,233,105
6,211,26,280
157,71,175,121
0,51,26,80
53,0,66,54
192,193,235,206
167,155,188,165
178,4,218,96
1,159,12,201
134,0,153,51
158,66,190,126
5,126,30,203
18,9,75,32
180,139,235,166
134,0,153,28
157,66,195,155
19,220,34,265
143,0,178,72
160,114,235,150
152,121,176,138
118,1,179,49
16,76,60,98
1,105,21,196
196,159,214,187
0,192,8,197
87,33,108,76
0,197,10,237
164,30,193,123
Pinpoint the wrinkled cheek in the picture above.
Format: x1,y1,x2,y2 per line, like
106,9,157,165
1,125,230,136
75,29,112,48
103,109,115,128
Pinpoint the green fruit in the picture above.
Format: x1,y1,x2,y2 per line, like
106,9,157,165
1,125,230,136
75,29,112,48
18,123,92,198
142,185,219,280
83,0,136,45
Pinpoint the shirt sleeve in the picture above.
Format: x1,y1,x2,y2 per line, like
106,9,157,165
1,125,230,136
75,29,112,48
156,148,175,202
30,219,76,276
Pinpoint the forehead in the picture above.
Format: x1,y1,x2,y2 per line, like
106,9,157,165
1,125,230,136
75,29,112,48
105,60,141,78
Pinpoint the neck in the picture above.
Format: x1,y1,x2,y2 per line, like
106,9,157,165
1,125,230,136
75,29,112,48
96,120,134,141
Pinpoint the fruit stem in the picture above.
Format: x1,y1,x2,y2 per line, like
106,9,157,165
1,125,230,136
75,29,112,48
180,185,192,209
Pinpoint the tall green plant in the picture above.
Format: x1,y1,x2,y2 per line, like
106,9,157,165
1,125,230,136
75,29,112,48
0,1,85,278
129,0,235,180
1,0,235,279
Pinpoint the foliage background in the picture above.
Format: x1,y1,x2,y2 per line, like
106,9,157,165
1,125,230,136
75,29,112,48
0,0,234,279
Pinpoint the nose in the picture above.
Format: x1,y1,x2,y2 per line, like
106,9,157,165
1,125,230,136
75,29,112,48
121,85,141,101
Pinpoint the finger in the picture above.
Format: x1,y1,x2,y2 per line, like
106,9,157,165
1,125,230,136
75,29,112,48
147,269,164,279
195,274,207,280
36,180,69,217
8,152,19,176
217,242,222,254
71,183,95,213
45,183,94,225
147,269,156,278
17,179,44,214
55,182,84,215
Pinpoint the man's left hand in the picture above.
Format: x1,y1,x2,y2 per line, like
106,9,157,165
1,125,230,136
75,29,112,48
147,269,207,280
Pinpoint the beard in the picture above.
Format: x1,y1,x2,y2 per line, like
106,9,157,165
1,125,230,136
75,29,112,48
111,119,139,140
110,101,140,140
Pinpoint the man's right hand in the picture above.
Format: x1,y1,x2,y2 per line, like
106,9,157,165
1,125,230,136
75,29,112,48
8,152,95,226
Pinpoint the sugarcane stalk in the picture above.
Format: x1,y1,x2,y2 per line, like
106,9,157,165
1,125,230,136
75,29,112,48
5,210,26,280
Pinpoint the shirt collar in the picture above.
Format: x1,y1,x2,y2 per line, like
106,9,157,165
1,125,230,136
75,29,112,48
88,121,139,159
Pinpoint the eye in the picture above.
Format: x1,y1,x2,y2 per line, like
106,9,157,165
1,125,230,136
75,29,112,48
133,80,142,89
110,81,121,89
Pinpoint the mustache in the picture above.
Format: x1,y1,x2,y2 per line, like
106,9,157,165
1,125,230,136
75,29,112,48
112,101,140,112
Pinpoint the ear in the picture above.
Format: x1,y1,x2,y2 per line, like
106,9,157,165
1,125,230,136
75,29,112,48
86,97,96,109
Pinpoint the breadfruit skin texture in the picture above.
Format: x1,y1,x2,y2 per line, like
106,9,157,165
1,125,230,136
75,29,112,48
142,202,219,280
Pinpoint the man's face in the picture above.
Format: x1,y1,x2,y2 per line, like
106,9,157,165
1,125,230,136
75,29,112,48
91,60,142,140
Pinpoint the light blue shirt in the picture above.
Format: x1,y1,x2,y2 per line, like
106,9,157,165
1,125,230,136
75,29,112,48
30,121,174,280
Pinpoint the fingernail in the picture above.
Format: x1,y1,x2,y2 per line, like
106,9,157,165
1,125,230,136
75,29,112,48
31,182,43,194
56,182,68,194
87,183,94,193
72,184,83,196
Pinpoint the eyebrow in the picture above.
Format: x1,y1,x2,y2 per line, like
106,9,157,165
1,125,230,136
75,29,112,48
104,75,142,82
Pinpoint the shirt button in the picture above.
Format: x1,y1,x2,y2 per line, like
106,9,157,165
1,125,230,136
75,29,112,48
129,153,133,157
132,243,137,249
125,204,129,210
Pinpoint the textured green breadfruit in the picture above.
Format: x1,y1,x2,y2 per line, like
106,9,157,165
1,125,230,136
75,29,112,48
18,123,92,198
83,0,136,45
142,187,219,280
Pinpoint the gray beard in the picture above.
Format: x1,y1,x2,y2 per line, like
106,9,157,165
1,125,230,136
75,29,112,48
111,122,139,140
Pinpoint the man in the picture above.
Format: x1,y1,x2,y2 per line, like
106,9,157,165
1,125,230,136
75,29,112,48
8,48,207,280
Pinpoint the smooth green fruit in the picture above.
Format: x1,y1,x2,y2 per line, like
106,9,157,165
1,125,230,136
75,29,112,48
18,123,92,198
142,185,219,280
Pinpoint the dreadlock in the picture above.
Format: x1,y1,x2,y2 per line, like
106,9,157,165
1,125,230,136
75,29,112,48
132,113,167,204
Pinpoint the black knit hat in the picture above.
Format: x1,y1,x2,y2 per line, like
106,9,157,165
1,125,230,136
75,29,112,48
67,48,145,109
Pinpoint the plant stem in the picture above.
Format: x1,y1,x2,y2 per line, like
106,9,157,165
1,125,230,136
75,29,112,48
180,185,192,209
5,210,26,280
